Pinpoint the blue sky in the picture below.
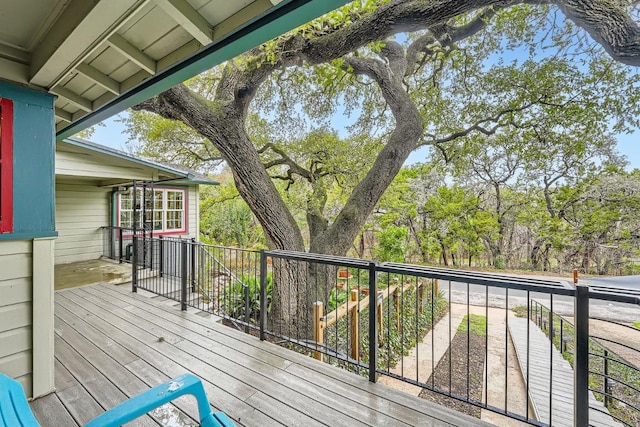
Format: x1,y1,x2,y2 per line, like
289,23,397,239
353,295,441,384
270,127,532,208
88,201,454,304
88,113,640,170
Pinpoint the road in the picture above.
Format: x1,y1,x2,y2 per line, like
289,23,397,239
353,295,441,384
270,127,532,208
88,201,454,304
439,274,640,322
582,275,640,290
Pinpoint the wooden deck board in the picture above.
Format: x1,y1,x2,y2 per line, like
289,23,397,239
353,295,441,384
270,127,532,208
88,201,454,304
31,282,495,427
97,286,466,426
102,284,489,426
508,316,620,427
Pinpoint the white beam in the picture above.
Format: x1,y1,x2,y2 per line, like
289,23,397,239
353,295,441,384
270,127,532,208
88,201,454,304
32,237,56,398
75,63,121,95
30,0,97,83
30,0,150,87
269,0,284,4
153,0,213,45
107,33,156,74
212,0,272,41
0,42,30,64
0,57,30,84
54,108,73,122
51,87,93,112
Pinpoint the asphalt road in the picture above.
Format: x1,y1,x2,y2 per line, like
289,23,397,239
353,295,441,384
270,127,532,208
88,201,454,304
441,274,640,321
582,275,640,290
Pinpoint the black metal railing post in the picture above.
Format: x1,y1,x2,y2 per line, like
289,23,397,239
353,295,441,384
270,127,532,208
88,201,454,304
190,238,196,292
244,282,251,334
368,261,377,383
181,239,188,311
259,250,267,341
119,227,124,263
574,284,590,427
604,349,610,408
158,235,164,277
131,234,138,292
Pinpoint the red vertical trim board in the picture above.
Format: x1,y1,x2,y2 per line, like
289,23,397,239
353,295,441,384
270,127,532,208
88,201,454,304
0,98,13,233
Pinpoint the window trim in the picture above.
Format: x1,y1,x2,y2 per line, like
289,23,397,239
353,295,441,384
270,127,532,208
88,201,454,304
0,98,13,234
116,186,187,235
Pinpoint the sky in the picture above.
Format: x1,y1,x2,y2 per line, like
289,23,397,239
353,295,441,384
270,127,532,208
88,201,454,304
88,112,640,171
85,9,640,172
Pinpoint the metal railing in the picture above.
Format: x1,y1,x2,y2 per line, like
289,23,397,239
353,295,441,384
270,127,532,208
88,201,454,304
530,299,640,426
100,226,136,263
127,236,640,427
131,235,261,330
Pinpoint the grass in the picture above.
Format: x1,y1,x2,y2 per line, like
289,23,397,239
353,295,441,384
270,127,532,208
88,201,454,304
633,321,640,330
458,314,487,337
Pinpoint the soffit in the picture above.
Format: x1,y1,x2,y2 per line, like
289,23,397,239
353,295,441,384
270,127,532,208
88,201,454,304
1,0,349,139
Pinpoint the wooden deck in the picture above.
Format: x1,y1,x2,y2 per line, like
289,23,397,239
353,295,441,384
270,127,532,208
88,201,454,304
30,283,493,427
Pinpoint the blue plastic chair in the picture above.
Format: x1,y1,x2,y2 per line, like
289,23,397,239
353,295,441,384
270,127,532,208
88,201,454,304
0,373,236,427
0,373,40,427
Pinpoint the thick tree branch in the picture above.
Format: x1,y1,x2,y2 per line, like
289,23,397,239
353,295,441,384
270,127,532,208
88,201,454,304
556,0,640,66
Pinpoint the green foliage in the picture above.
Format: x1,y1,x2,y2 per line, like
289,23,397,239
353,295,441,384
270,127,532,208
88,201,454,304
458,314,487,338
374,225,409,263
633,321,640,330
199,173,265,248
328,287,348,311
227,272,273,320
123,0,640,276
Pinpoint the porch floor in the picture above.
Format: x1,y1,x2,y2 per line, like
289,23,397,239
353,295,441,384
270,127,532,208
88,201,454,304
30,283,494,427
54,259,131,290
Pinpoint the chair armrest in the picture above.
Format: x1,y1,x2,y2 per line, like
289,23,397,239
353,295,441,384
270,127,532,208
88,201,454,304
85,373,233,427
0,374,41,427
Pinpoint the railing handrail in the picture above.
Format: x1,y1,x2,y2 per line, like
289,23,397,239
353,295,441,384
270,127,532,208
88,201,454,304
197,242,249,289
381,262,576,295
132,243,640,427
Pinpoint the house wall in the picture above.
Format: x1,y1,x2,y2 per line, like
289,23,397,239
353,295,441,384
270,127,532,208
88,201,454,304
55,178,110,265
0,81,56,398
0,240,33,396
188,185,198,238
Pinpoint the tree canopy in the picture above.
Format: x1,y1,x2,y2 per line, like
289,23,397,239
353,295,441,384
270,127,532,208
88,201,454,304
124,0,640,264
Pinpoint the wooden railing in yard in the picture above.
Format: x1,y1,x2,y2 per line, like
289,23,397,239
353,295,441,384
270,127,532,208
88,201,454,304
312,278,439,361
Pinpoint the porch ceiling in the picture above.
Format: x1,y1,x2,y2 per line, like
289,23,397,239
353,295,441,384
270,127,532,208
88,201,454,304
0,0,350,139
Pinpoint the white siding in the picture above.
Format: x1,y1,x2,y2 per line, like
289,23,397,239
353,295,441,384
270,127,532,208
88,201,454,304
188,185,198,238
55,179,110,265
0,240,33,396
56,150,157,181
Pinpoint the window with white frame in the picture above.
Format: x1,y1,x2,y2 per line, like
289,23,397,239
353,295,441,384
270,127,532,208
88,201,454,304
118,187,186,233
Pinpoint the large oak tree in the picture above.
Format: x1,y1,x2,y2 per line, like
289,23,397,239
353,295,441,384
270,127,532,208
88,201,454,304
127,0,640,327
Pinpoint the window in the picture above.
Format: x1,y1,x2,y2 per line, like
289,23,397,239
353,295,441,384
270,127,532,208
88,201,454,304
0,98,13,234
118,187,186,233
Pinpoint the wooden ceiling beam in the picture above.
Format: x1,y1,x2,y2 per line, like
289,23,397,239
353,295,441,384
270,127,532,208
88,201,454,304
75,63,121,95
108,33,157,75
153,0,213,45
51,87,93,112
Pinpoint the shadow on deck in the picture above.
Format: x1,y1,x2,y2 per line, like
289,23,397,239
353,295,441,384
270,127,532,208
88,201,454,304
30,282,493,426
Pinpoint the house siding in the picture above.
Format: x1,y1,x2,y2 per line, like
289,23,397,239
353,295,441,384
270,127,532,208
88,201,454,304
0,81,56,398
188,185,198,238
56,149,156,181
0,240,33,396
55,179,110,265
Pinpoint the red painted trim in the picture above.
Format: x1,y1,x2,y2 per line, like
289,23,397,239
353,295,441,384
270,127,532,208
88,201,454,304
0,98,13,233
